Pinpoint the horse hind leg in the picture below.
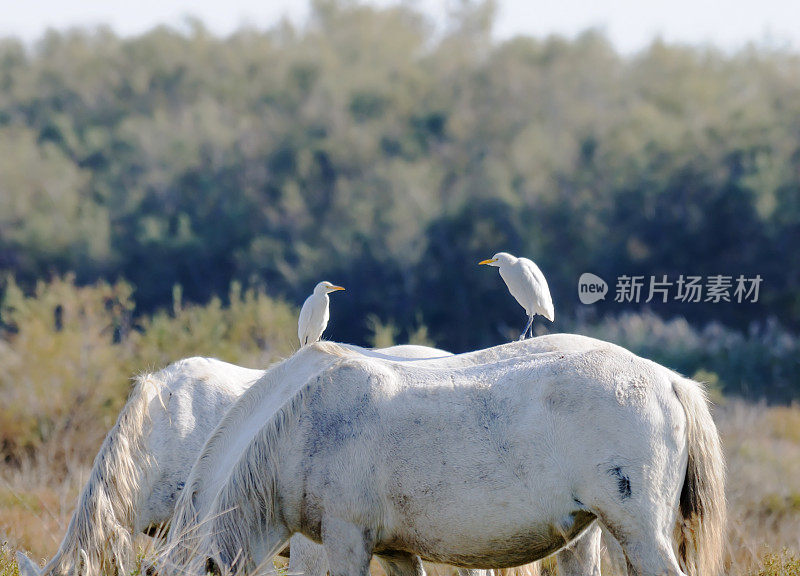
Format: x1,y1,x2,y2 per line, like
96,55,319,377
321,517,374,576
599,523,628,576
287,534,330,576
585,451,691,576
596,517,686,576
377,551,426,576
626,537,686,576
555,523,602,576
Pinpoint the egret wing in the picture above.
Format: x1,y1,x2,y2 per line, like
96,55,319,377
498,265,531,315
298,295,315,345
519,258,555,321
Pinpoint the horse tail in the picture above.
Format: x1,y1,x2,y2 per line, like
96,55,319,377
41,369,164,576
671,376,726,576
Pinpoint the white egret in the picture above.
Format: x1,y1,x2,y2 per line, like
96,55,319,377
298,281,345,346
479,252,554,340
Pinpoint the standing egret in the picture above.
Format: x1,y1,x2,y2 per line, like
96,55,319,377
298,281,345,346
479,252,554,340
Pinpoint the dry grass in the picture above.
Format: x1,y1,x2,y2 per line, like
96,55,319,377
0,456,90,562
1,399,799,575
717,401,800,573
748,550,800,576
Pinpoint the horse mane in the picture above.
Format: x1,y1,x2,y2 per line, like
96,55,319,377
200,351,375,571
41,365,169,576
164,343,358,569
314,340,357,358
187,343,356,479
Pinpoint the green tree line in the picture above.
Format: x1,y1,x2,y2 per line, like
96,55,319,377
0,1,798,390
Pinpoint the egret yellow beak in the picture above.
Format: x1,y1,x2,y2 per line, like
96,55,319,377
329,285,345,291
478,258,497,265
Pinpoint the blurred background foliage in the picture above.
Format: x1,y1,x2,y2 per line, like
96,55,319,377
1,0,799,445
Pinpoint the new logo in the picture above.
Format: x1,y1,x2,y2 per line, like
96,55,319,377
578,273,608,304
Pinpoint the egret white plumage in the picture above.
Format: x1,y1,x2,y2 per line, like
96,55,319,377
298,281,345,346
479,251,554,340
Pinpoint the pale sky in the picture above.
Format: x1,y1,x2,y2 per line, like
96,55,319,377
1,0,799,55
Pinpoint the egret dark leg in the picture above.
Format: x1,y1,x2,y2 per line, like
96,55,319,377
519,315,534,340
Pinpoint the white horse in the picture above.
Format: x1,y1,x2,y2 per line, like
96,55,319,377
159,337,600,572
16,338,613,576
171,341,725,576
16,357,263,576
13,344,481,576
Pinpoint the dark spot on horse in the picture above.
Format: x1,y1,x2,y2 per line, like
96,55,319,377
572,495,584,507
545,388,579,413
608,466,632,499
362,527,376,549
177,481,185,491
205,557,221,576
391,493,411,516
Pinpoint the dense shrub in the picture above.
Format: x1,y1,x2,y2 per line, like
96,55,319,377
0,276,297,465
